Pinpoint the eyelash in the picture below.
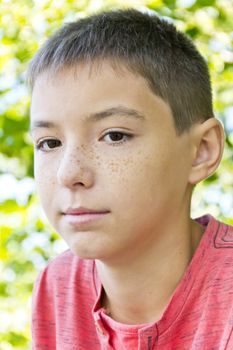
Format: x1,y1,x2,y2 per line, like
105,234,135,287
35,139,61,151
35,131,133,151
100,130,133,145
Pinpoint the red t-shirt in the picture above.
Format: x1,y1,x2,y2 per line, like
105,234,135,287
32,215,233,349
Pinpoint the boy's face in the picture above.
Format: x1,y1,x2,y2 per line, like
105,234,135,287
30,62,194,263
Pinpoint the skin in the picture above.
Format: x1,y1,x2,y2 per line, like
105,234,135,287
30,62,224,324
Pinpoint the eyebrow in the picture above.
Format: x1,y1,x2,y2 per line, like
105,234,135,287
88,106,145,121
30,105,145,132
30,121,56,131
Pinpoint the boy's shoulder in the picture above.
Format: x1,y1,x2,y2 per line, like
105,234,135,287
196,214,233,250
42,249,84,271
193,215,233,282
35,249,94,292
32,250,98,340
215,219,233,249
212,217,233,249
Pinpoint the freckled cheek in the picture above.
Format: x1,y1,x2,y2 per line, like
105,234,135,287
99,155,146,187
103,152,165,196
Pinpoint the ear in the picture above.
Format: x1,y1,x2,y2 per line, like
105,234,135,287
188,118,225,185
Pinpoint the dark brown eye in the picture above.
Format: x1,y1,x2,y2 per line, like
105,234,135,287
108,132,124,141
46,140,61,148
36,139,61,151
100,130,133,145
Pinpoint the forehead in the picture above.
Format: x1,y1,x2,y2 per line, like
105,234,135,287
30,61,175,133
32,61,151,97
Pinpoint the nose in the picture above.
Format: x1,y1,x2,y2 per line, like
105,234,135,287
57,147,95,189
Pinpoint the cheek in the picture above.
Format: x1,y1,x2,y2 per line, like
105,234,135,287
34,153,57,181
34,158,57,205
102,147,179,212
100,153,159,198
100,155,139,183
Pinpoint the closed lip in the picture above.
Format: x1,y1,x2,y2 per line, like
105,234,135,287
63,207,110,215
62,207,110,227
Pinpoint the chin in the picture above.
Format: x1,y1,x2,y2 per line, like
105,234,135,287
67,236,109,260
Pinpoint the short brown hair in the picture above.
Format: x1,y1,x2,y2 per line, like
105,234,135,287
28,8,214,134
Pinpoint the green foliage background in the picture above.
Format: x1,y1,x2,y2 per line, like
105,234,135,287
0,0,232,348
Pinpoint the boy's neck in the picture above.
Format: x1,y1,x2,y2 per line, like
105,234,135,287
96,218,204,325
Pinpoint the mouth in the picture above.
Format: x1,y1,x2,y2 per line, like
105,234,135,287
62,207,110,226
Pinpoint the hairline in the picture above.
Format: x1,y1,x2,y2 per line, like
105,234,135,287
30,58,187,135
28,9,214,135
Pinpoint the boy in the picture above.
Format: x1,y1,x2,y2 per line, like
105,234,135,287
28,8,233,350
